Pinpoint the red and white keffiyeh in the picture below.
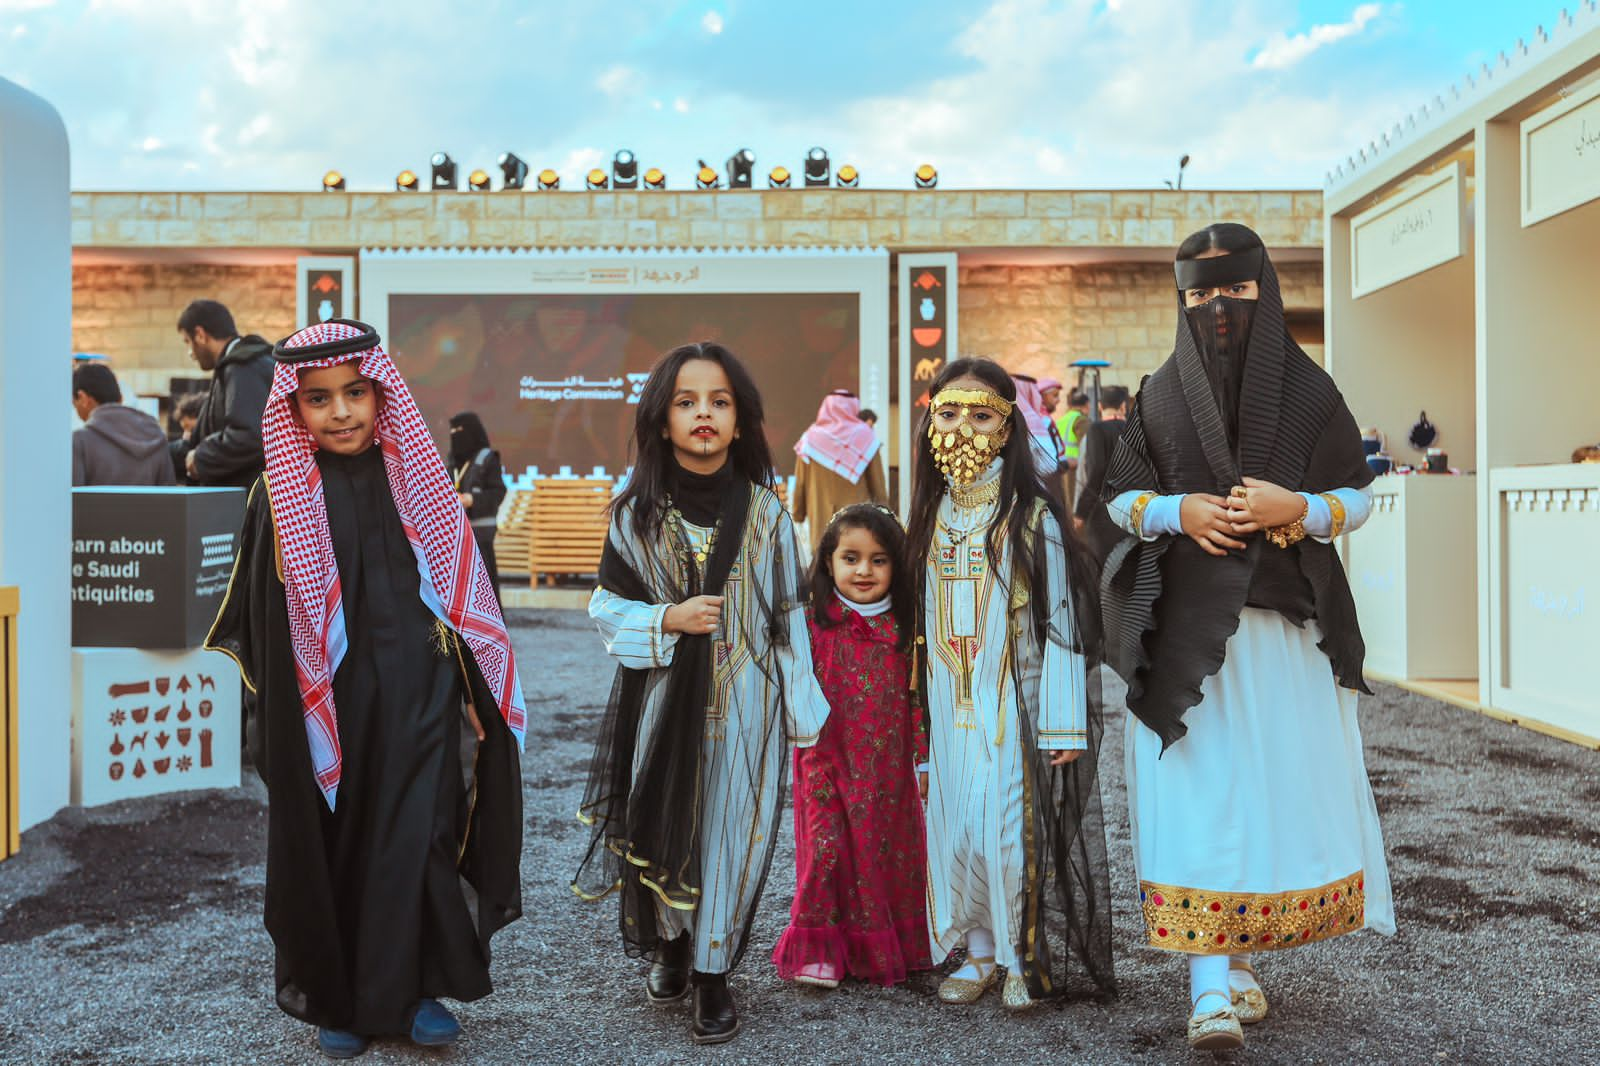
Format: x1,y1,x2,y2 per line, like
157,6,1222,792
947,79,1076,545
263,321,525,809
794,390,881,484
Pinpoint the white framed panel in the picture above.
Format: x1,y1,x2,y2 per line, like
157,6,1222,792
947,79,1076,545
896,253,959,516
296,255,357,328
1520,76,1600,227
1350,162,1464,298
359,247,889,484
1487,464,1600,742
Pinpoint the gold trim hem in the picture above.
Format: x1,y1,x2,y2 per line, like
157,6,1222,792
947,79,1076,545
1140,871,1366,954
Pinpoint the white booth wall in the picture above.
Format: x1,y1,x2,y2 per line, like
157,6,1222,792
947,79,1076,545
0,78,72,830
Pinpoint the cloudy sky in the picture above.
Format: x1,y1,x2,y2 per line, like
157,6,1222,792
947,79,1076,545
0,0,1567,192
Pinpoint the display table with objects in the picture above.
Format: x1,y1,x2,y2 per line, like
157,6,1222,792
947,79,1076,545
70,488,246,807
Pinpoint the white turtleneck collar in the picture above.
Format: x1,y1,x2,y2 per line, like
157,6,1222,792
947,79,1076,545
836,589,893,617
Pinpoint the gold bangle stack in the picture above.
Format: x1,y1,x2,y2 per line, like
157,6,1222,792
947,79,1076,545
1319,492,1347,539
1128,492,1157,538
1266,496,1310,549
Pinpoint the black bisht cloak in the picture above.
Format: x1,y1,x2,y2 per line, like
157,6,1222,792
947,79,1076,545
1100,233,1374,749
207,473,523,1031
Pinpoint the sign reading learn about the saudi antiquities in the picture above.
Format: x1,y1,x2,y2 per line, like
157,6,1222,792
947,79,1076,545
1521,76,1600,227
1350,161,1464,298
71,487,246,649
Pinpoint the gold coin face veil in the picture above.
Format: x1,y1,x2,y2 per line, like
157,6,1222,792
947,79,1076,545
927,387,1015,486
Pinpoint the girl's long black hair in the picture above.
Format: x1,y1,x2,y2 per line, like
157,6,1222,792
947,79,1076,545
611,341,776,542
809,503,914,648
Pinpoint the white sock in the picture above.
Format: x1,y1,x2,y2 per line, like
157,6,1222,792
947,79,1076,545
1229,955,1261,993
952,927,996,980
1189,954,1230,1014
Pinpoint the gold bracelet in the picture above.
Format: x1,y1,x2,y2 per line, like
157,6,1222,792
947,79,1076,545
1319,492,1347,539
1128,492,1157,538
1266,497,1310,549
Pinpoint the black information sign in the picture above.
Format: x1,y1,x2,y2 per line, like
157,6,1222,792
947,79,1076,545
72,488,247,649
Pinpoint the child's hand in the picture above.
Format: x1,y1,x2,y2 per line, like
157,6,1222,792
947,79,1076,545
918,771,928,801
458,492,474,509
664,595,724,635
464,700,486,742
1225,477,1304,532
1049,750,1082,766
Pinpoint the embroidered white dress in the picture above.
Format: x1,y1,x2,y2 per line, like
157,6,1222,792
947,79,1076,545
1109,486,1395,953
922,461,1087,970
588,492,830,973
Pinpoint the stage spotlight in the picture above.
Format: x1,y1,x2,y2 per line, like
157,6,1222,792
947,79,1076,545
322,170,345,192
586,168,609,190
431,152,457,190
803,146,830,187
696,161,720,190
643,167,667,190
396,169,420,191
836,165,859,189
468,169,491,191
538,168,560,191
613,149,639,189
726,148,755,188
914,163,938,189
768,166,791,189
499,152,529,190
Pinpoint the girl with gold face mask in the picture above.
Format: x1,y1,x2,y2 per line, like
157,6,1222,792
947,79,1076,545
903,358,1116,1013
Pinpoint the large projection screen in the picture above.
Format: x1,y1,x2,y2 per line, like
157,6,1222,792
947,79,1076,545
359,248,890,484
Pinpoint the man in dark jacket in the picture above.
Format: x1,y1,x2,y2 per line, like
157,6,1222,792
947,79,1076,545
1073,384,1130,561
72,363,177,487
173,299,274,487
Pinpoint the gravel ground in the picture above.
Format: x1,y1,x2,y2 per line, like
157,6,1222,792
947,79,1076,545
2,607,1597,1065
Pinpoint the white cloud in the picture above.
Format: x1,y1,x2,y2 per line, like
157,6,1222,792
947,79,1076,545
237,113,271,147
673,97,689,114
139,136,162,152
596,64,640,98
0,0,55,10
1253,3,1382,70
701,10,723,35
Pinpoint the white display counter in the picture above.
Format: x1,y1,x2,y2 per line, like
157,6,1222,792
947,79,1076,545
1487,464,1600,743
1345,473,1477,682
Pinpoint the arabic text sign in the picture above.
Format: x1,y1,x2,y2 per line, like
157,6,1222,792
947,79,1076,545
1350,162,1463,299
1522,78,1600,227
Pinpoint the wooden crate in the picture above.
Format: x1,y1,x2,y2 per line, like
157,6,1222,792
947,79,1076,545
493,490,537,578
527,478,614,586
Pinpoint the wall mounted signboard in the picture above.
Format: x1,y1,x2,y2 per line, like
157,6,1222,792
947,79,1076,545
1521,76,1600,227
1350,161,1464,298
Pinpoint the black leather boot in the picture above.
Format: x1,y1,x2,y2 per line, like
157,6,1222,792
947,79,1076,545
646,933,691,1004
690,971,739,1045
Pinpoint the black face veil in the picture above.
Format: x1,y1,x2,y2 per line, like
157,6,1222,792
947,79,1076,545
1176,246,1263,447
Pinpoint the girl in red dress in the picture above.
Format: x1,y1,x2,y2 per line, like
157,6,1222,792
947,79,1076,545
773,503,932,989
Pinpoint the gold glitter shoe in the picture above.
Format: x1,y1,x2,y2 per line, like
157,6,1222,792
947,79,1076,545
937,957,999,1004
1187,990,1244,1051
1001,972,1036,1012
1229,959,1268,1025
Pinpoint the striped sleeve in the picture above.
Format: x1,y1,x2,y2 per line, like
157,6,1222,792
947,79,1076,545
588,586,679,669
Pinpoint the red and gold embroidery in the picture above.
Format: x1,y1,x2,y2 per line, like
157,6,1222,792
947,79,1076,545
1139,871,1366,954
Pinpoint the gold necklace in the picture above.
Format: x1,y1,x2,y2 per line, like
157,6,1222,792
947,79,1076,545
666,503,722,567
948,478,1000,511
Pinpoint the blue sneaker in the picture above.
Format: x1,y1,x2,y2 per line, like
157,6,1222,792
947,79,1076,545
317,1027,370,1059
410,999,462,1047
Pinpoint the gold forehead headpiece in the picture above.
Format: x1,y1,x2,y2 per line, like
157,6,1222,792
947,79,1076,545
930,387,1014,419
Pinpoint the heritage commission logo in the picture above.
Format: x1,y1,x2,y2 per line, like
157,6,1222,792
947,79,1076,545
516,373,652,404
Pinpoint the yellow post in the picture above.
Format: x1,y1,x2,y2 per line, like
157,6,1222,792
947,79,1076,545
1,586,18,860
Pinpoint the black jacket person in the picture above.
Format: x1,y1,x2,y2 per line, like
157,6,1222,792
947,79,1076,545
174,299,274,487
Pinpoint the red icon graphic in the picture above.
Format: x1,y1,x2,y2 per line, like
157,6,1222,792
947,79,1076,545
154,705,171,723
153,758,171,775
132,759,147,779
109,734,125,756
109,681,150,699
199,700,213,719
912,327,943,348
109,762,124,781
177,701,192,722
131,706,149,724
912,272,942,291
155,677,170,696
177,728,192,747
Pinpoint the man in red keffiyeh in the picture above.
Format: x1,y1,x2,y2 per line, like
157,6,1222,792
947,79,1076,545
207,320,524,1059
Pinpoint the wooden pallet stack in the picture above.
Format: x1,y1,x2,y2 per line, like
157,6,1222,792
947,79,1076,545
492,489,538,580
524,477,615,586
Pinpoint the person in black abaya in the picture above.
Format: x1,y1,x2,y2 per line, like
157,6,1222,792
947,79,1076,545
207,321,526,1060
449,412,507,600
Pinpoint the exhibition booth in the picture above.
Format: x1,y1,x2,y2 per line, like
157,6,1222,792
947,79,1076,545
1324,13,1600,745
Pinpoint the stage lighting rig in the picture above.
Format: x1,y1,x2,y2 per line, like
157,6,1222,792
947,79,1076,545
499,152,529,190
836,165,859,189
726,148,755,189
803,146,830,187
587,168,609,190
613,149,639,189
643,167,667,190
322,170,345,192
468,169,491,191
768,166,791,189
538,169,560,191
696,161,720,189
914,163,938,189
431,152,457,190
396,169,420,191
